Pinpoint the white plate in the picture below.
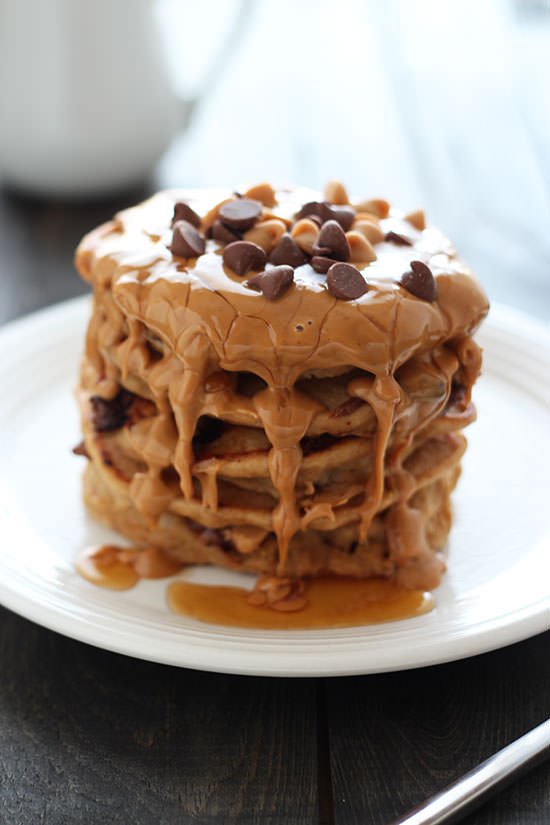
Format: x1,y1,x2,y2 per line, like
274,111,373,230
0,297,549,676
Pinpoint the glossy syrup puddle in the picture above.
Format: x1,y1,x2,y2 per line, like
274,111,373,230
76,545,181,590
77,544,433,629
166,577,433,629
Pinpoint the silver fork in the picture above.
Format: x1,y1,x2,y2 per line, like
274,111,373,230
391,717,550,825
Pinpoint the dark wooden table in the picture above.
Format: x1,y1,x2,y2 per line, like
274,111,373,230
0,185,549,825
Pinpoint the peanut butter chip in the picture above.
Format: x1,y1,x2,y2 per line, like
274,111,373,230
385,230,413,246
247,265,294,300
211,219,240,244
244,219,286,252
170,220,206,258
290,219,319,254
223,241,267,276
269,234,308,267
219,198,262,231
172,200,201,228
324,180,349,205
405,208,426,231
243,182,277,207
313,220,350,261
326,263,368,300
400,260,437,302
346,230,377,263
354,220,385,245
355,198,390,218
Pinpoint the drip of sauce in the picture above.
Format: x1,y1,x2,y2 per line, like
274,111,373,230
75,185,489,587
197,460,220,511
76,544,183,590
77,545,139,590
166,577,434,629
129,468,174,520
350,374,401,541
253,386,322,570
76,546,433,629
169,336,211,501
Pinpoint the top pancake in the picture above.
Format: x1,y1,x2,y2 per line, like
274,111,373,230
75,185,489,387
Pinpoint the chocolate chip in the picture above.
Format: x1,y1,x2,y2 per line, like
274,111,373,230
247,265,294,300
193,415,227,451
124,395,156,426
385,230,413,246
211,219,241,245
202,527,227,546
294,201,355,230
301,433,338,455
330,205,355,231
170,220,206,258
400,260,437,302
72,440,90,458
326,263,368,300
90,389,135,432
308,213,324,227
294,201,328,223
330,397,366,418
313,220,350,261
269,234,308,267
172,200,201,228
310,256,336,274
219,198,262,231
187,521,234,552
447,381,468,411
223,241,267,275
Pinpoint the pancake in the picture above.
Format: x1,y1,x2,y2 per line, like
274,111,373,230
75,181,489,590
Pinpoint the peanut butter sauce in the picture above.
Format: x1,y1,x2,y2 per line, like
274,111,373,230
76,185,489,589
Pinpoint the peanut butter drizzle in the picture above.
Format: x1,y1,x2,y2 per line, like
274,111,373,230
126,411,178,519
253,386,323,570
384,346,461,588
197,460,220,511
76,186,489,581
350,375,401,542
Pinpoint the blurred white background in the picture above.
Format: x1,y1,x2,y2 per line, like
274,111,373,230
155,0,550,314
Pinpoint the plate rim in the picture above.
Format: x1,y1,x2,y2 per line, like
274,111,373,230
0,295,549,677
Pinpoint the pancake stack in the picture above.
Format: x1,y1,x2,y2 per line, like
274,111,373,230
75,182,488,591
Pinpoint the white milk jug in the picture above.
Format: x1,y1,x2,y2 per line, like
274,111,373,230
0,0,247,196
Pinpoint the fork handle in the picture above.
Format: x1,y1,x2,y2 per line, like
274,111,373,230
391,717,550,825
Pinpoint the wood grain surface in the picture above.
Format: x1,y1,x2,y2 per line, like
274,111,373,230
0,2,549,822
325,636,550,825
0,609,319,825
